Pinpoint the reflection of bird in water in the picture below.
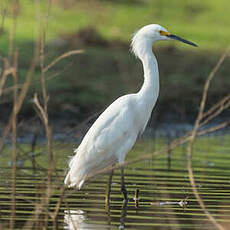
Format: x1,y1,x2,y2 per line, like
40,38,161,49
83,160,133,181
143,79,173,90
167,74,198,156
64,206,128,230
64,210,110,230
64,24,197,200
64,210,85,230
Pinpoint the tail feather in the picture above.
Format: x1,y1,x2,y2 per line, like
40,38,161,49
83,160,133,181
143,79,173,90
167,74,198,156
64,173,85,189
64,152,86,189
64,171,72,187
64,169,86,189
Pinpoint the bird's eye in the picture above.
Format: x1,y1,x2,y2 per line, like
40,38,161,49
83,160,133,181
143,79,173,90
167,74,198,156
159,30,170,36
159,30,164,35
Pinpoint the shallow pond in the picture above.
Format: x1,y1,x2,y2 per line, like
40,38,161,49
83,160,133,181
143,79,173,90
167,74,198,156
0,134,230,229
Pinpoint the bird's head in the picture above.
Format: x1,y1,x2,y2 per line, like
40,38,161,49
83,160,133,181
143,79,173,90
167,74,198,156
131,24,197,57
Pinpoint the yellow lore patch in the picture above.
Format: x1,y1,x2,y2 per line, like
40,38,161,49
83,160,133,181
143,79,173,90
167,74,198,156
159,30,170,36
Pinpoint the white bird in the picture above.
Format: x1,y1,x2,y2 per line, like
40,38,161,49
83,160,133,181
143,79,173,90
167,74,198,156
64,24,197,200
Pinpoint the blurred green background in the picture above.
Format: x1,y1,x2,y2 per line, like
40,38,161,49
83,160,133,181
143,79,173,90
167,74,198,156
0,0,230,123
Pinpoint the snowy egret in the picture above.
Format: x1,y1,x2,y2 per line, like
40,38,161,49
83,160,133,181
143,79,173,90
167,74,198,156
64,24,197,200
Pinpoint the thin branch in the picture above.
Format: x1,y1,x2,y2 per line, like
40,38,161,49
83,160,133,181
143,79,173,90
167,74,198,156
186,47,230,230
43,50,84,73
200,94,230,127
1,55,74,96
10,49,18,230
0,58,14,97
33,93,48,126
202,94,230,119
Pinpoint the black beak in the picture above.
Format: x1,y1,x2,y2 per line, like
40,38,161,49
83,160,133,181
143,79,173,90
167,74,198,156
168,34,198,47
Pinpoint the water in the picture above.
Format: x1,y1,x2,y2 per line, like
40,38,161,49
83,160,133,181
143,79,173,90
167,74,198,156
0,134,230,229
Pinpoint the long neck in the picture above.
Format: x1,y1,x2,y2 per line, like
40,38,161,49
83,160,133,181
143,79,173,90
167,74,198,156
137,44,159,109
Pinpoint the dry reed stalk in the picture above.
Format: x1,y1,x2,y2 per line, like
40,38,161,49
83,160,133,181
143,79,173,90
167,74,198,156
0,57,14,97
0,0,41,152
23,197,52,229
166,93,230,144
202,94,230,120
31,5,84,227
32,86,54,227
9,50,18,230
19,50,84,229
51,185,66,229
1,50,82,98
3,2,39,227
8,2,19,228
0,51,38,152
1,0,82,228
198,120,230,135
22,177,66,229
186,47,230,230
0,36,39,153
31,1,56,227
200,94,230,127
44,49,84,73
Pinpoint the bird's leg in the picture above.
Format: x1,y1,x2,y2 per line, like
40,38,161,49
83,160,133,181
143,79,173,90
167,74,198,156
105,169,113,211
121,167,128,201
120,196,128,229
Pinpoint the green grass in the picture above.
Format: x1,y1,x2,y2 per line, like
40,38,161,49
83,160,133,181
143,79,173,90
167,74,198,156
1,0,230,120
1,135,230,172
0,0,230,53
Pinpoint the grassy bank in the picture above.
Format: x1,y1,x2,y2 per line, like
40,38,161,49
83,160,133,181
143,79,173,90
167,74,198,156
0,0,229,123
0,0,230,52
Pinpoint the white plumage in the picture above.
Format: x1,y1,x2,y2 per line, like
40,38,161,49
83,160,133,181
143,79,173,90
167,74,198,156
64,24,197,191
